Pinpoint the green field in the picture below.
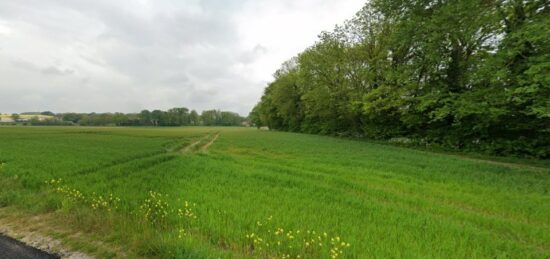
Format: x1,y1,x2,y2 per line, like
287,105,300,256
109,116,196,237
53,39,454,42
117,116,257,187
0,127,549,258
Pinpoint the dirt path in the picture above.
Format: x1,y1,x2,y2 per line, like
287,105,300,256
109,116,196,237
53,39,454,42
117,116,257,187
180,134,211,153
179,133,219,154
201,133,220,152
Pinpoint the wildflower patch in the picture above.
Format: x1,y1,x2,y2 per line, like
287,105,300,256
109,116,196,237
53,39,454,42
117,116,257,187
244,216,351,258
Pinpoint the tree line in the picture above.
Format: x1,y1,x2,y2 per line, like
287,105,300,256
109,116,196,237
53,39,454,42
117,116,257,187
6,108,246,127
250,0,549,158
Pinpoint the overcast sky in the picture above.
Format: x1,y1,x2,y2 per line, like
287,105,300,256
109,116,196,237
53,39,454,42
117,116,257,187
0,0,365,115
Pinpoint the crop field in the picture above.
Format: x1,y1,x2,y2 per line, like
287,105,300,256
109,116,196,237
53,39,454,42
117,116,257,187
0,126,549,258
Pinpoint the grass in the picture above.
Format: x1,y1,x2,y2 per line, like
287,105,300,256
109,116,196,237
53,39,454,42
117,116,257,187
0,126,548,258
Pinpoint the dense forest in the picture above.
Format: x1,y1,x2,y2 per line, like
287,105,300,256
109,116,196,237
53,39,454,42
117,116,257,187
5,108,246,127
251,0,549,158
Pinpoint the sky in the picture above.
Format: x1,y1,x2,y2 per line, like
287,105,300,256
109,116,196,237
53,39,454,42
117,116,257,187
0,0,365,115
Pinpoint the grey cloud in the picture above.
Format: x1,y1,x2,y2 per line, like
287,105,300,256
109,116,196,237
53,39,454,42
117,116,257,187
238,44,269,64
11,59,73,76
10,59,38,72
0,0,364,115
41,66,74,76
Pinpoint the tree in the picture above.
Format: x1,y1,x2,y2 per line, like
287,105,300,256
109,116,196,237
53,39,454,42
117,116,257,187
151,110,163,126
40,111,55,116
139,110,152,125
62,113,82,123
189,110,200,126
167,107,190,126
201,110,219,126
248,105,263,128
252,0,549,158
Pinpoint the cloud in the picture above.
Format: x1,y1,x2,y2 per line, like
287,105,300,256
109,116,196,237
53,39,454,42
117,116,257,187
0,0,365,115
41,66,74,76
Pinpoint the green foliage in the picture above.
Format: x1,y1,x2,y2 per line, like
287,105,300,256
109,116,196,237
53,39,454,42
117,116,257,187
20,108,246,127
201,110,245,126
252,0,550,158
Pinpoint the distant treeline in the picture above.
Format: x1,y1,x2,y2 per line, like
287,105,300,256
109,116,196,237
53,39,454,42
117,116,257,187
8,108,246,127
251,0,549,158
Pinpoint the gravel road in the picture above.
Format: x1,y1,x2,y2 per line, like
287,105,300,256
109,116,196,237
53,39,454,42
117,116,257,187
0,234,59,259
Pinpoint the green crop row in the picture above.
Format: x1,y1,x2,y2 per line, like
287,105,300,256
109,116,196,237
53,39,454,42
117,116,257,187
0,126,548,258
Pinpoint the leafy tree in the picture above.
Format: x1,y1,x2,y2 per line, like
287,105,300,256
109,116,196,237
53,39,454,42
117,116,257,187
40,111,55,116
151,110,163,126
139,110,152,125
252,0,549,158
189,110,200,126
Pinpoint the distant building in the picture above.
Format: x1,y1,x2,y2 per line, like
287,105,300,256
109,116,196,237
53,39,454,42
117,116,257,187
0,114,54,123
0,116,14,123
